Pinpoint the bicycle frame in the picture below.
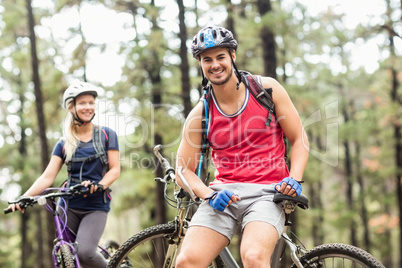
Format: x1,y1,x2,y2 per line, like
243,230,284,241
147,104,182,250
271,232,306,268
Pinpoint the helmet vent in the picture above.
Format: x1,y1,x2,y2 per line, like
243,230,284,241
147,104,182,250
212,29,217,38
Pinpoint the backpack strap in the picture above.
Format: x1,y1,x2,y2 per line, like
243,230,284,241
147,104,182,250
62,126,111,204
240,71,289,167
63,146,73,187
64,125,109,184
92,125,109,174
197,85,212,180
200,85,211,155
240,70,276,126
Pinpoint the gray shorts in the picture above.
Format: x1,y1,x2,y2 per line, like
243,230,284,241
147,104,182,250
189,183,285,240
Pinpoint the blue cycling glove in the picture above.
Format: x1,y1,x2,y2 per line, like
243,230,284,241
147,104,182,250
205,189,235,212
275,177,303,196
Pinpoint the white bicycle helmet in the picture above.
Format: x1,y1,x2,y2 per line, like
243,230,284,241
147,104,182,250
63,82,98,109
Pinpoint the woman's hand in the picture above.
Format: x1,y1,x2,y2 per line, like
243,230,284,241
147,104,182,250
81,180,104,196
6,196,30,213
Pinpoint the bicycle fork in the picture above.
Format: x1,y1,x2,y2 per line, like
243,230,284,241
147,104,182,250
163,207,187,268
53,212,80,268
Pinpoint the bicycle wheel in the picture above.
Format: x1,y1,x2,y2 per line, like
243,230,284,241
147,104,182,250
107,223,225,268
59,244,76,268
295,243,385,268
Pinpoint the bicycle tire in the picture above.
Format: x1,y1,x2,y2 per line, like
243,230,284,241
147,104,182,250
293,243,385,268
60,244,76,268
107,222,225,268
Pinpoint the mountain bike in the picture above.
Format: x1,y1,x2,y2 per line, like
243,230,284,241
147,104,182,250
4,184,122,268
107,144,385,268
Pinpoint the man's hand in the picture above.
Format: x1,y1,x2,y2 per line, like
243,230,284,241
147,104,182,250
275,177,303,197
205,189,240,212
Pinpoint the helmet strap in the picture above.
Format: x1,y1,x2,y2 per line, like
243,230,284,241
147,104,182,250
200,69,209,87
229,49,242,90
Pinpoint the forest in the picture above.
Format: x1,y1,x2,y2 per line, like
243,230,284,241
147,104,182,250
0,0,401,267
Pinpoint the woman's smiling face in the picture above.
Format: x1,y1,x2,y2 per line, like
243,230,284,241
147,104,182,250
72,94,96,121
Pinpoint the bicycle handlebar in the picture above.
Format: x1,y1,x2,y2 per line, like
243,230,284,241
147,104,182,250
153,145,201,202
153,144,175,182
177,166,199,202
4,183,102,214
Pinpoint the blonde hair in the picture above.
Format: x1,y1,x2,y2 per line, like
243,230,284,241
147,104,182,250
62,101,80,163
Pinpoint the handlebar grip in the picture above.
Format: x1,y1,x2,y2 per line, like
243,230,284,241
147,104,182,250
4,208,13,214
4,197,34,214
153,145,174,173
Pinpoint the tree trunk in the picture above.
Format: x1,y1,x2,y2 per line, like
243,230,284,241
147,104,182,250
144,4,167,267
386,1,402,265
26,1,53,267
308,131,325,246
256,0,277,78
381,183,393,267
355,143,371,251
177,0,192,117
225,0,235,36
149,0,166,227
350,97,370,252
26,0,48,170
338,84,358,247
20,209,32,268
16,65,31,268
344,137,358,246
393,103,402,268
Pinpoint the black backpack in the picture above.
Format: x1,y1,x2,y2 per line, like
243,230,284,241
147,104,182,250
65,125,109,183
197,70,288,177
63,125,110,203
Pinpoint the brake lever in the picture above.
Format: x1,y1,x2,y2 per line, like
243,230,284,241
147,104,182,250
4,196,35,214
70,184,90,195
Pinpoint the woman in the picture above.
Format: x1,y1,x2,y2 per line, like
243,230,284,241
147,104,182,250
9,82,120,267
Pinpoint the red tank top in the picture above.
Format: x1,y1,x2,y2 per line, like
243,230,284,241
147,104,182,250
208,89,289,185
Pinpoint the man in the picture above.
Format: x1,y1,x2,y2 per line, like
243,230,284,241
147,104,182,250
175,26,309,267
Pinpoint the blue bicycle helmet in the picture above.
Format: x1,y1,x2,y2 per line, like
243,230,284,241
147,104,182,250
191,26,238,58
